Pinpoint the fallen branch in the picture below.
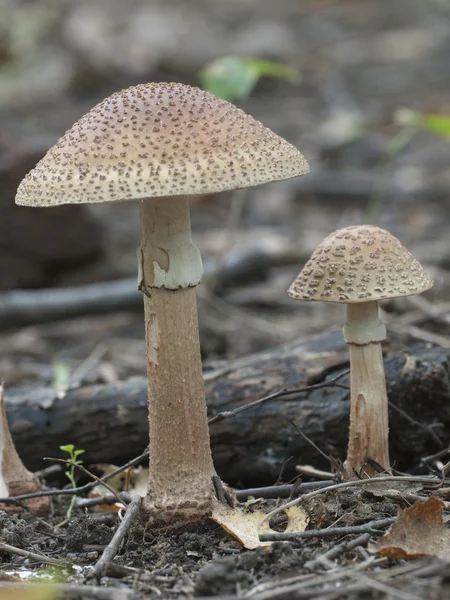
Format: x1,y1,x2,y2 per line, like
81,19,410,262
5,332,450,485
0,247,288,327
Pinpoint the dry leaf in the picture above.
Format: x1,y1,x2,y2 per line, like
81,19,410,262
211,501,308,550
88,464,148,511
370,497,450,560
127,467,148,497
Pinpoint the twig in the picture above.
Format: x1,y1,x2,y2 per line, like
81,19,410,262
418,446,450,468
76,494,120,509
0,449,149,505
69,342,108,386
383,489,450,511
33,464,62,479
402,296,450,326
208,369,349,425
234,481,334,502
382,310,450,348
304,533,372,571
259,476,442,528
287,419,333,463
0,541,65,566
295,465,334,480
259,517,396,542
245,556,386,598
45,458,124,507
89,493,141,581
345,571,426,600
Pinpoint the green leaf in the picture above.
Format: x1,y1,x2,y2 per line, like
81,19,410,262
60,444,74,454
420,114,450,139
199,56,300,101
241,58,299,83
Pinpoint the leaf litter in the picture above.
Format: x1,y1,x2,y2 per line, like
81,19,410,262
370,497,450,561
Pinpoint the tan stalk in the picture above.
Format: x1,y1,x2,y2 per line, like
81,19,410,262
139,196,216,522
344,302,391,477
0,384,49,514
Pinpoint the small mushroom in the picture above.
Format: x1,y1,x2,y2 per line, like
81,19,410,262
288,225,433,478
0,384,49,514
16,82,309,523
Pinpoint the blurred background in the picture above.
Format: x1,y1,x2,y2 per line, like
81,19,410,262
1,0,450,387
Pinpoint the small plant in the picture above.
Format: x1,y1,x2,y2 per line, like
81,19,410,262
57,443,85,527
199,55,300,102
366,108,450,223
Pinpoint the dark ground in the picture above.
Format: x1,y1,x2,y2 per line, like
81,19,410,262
1,0,450,598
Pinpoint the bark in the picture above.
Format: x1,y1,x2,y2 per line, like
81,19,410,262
4,331,450,486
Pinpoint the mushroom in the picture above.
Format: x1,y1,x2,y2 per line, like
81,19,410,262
288,225,433,478
16,82,309,523
0,384,49,514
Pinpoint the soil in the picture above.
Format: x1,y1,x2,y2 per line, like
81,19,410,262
3,488,443,599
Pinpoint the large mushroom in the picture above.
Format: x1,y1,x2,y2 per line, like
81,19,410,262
16,82,309,523
288,225,433,478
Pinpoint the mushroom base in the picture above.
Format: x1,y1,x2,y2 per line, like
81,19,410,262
0,385,50,515
143,485,215,527
0,475,50,516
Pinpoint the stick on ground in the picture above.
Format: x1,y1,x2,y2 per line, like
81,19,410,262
259,517,396,542
0,541,65,566
89,493,142,581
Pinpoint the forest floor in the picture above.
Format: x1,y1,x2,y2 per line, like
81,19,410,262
1,0,450,598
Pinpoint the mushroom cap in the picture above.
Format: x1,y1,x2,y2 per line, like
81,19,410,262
288,225,434,303
16,82,309,207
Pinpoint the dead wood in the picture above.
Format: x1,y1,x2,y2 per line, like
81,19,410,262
0,247,288,328
4,331,450,486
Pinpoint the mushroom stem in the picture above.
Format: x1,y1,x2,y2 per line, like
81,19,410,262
139,196,216,523
344,302,391,478
0,384,49,514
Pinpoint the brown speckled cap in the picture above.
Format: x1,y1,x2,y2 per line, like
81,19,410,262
288,225,433,303
15,82,309,207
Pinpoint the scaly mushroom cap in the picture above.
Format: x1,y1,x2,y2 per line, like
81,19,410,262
288,225,434,303
16,82,309,207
